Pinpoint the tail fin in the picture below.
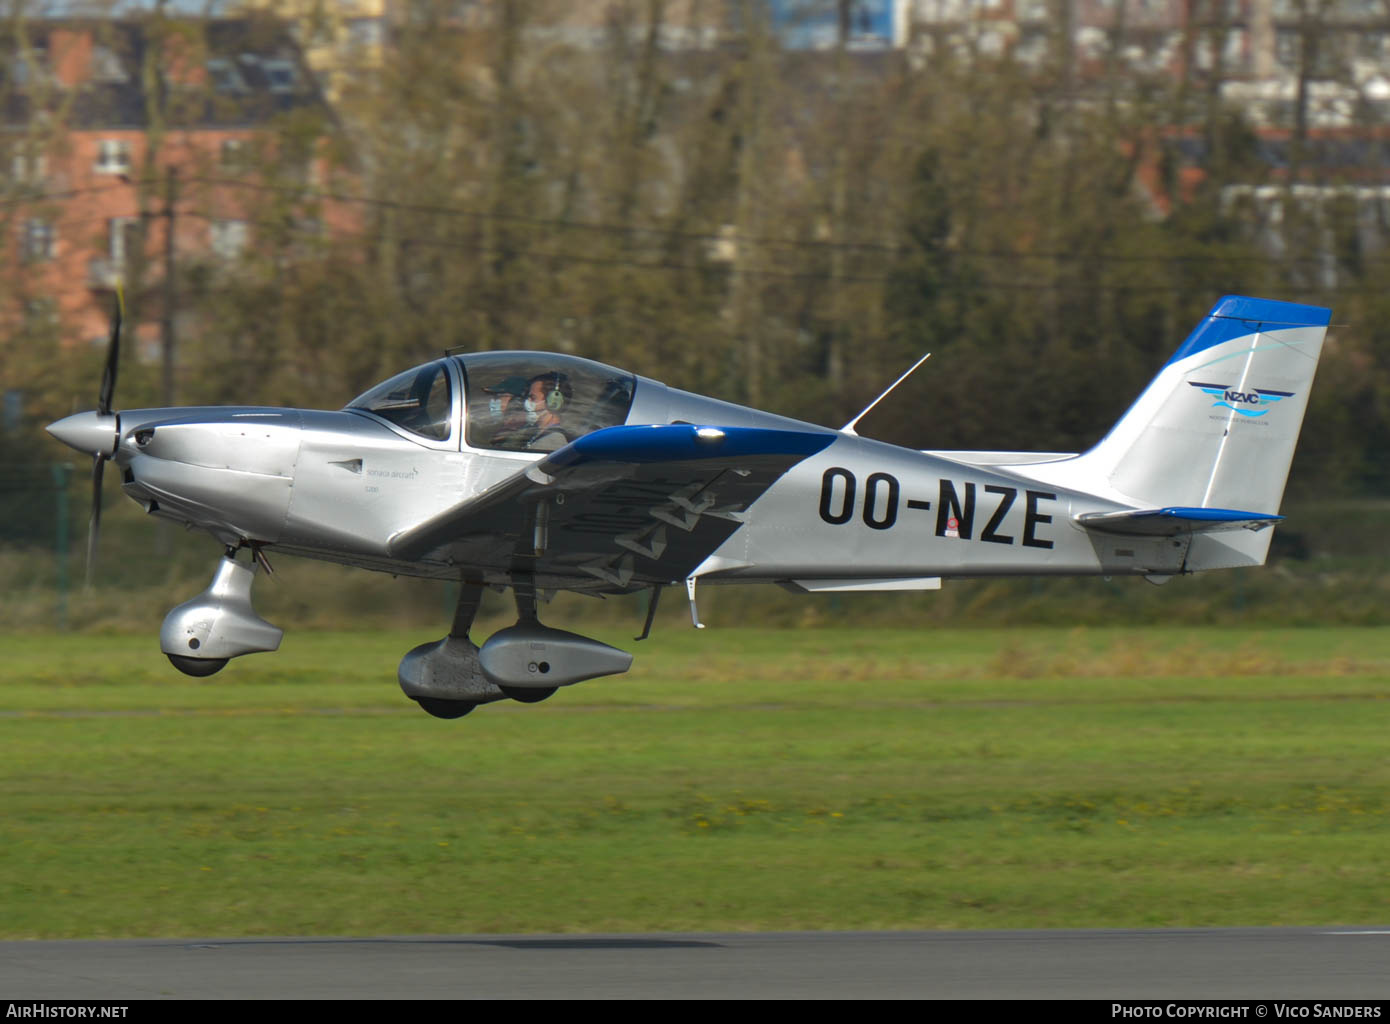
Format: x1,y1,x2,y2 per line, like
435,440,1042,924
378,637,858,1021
1038,296,1329,569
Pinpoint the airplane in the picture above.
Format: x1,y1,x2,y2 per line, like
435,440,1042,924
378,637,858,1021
47,294,1330,719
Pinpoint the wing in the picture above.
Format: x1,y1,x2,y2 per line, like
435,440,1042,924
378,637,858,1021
388,424,834,591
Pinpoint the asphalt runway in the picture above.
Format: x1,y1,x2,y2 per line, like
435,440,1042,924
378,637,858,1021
2,927,1389,999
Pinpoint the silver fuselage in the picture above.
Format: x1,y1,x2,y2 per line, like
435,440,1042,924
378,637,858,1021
95,358,1191,591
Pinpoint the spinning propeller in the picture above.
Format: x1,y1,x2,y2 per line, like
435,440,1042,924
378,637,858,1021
47,289,124,585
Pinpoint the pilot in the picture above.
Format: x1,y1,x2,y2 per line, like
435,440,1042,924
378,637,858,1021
483,375,531,448
524,372,575,452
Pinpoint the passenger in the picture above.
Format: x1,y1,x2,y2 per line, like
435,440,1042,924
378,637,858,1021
524,372,575,452
483,375,531,449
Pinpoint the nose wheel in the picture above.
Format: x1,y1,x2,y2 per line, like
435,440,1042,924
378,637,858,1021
166,654,229,677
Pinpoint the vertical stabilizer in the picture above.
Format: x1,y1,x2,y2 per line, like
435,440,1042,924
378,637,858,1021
1022,296,1329,570
1074,296,1328,513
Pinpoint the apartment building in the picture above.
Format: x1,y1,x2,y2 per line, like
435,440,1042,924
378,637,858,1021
1,16,335,352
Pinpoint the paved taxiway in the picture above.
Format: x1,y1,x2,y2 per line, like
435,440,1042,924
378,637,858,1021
3,928,1388,999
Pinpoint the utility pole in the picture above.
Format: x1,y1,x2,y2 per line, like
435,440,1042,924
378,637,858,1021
156,164,178,558
826,0,852,402
161,164,178,407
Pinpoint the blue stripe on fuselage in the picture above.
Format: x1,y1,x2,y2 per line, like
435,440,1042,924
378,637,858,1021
544,424,835,469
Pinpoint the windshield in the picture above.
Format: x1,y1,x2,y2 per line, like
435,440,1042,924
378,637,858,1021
345,360,453,441
457,352,635,452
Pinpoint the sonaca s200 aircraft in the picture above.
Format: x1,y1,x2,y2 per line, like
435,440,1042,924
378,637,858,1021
48,295,1329,719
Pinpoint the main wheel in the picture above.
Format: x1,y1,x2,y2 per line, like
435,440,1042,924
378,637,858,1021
414,697,476,719
167,654,228,677
499,686,557,704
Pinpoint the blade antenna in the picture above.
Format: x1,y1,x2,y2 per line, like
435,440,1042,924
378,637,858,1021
840,352,931,437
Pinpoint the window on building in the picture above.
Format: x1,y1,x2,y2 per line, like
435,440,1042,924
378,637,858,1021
207,58,248,95
10,48,48,87
348,18,384,49
25,297,57,327
21,219,55,263
94,139,131,175
220,139,248,169
109,217,140,266
211,220,249,260
7,148,46,184
1276,30,1300,66
90,45,128,83
262,59,298,94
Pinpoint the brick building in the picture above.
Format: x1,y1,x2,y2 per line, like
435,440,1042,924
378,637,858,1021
1,16,337,360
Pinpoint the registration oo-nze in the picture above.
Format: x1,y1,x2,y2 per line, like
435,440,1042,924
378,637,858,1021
48,295,1329,719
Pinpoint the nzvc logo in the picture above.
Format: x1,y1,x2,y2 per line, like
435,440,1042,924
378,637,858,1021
1189,381,1295,418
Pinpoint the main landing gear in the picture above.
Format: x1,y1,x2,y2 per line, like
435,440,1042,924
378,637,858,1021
399,575,633,720
160,552,632,721
397,582,504,719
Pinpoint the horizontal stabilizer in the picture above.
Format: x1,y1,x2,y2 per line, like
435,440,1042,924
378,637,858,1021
785,577,943,593
1076,506,1284,537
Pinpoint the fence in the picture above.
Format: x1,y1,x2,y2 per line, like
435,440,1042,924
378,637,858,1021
3,457,1389,634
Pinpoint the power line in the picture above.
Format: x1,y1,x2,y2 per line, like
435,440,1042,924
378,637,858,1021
0,184,126,209
183,174,1374,269
186,207,1390,295
6,172,1378,272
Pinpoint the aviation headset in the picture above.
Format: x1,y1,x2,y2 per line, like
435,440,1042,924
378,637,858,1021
540,373,568,413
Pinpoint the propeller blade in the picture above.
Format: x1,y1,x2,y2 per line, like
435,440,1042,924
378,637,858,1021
97,288,123,416
86,456,105,587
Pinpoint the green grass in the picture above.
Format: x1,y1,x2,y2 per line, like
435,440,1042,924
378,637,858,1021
2,627,1389,938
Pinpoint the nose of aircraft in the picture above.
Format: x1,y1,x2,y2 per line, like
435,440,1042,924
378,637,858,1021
47,411,119,459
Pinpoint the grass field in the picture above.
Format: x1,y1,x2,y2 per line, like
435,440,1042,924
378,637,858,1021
2,626,1389,939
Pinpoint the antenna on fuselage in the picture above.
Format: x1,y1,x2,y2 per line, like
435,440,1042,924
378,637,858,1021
840,352,931,437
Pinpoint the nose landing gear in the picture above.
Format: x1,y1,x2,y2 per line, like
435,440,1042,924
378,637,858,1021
161,549,283,677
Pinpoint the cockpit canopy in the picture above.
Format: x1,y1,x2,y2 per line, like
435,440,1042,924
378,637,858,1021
345,361,453,441
345,352,636,452
458,352,635,452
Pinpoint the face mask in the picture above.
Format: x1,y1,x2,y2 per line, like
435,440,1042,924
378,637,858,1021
488,397,504,416
523,398,540,424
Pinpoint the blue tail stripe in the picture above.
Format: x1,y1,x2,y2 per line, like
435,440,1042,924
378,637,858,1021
1165,296,1331,367
1153,507,1283,523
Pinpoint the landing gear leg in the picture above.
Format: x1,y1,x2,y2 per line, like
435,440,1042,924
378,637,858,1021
398,582,507,718
497,574,558,704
